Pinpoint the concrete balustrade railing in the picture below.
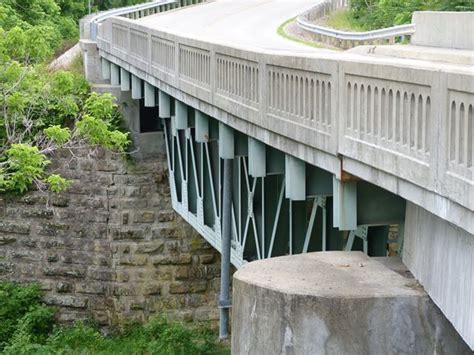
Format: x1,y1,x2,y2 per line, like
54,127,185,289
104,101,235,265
296,0,415,49
96,15,473,235
80,0,205,40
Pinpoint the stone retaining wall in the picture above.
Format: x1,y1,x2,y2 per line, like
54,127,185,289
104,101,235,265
0,147,220,329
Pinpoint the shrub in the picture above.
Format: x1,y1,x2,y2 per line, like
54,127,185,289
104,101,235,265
0,282,54,351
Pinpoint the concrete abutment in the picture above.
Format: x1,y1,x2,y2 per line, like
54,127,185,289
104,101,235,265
232,252,471,354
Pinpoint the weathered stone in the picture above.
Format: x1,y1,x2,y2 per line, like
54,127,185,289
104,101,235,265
38,222,69,236
199,254,215,264
0,261,13,275
22,239,37,248
169,282,207,294
51,195,69,207
57,282,73,293
0,236,16,245
133,211,155,223
88,268,115,281
43,295,87,308
157,211,175,222
135,242,164,254
110,228,145,240
21,208,54,219
118,255,148,266
144,283,162,295
0,222,30,234
152,254,192,265
0,145,220,329
174,266,190,281
43,267,85,279
76,283,106,294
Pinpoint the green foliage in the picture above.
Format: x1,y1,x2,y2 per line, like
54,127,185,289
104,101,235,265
0,282,54,351
0,282,229,355
76,114,129,152
349,0,474,29
44,126,71,145
0,144,50,193
46,174,72,193
0,65,129,194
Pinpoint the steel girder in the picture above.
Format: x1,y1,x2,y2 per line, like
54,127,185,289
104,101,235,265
162,114,328,268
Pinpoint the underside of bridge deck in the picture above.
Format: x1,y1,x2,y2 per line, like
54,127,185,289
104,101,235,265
109,65,408,268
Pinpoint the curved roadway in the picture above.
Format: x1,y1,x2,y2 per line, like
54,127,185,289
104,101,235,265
138,0,326,53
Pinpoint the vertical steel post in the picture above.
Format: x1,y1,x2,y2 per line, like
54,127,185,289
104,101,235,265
219,123,234,339
219,158,233,339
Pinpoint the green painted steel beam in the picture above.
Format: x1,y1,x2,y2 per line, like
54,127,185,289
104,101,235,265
357,181,406,225
101,58,110,80
144,82,156,107
175,100,188,130
248,138,266,177
120,68,130,91
195,110,209,142
306,165,333,197
131,74,142,99
333,177,357,231
285,155,306,201
159,90,171,118
110,63,120,86
219,123,234,159
234,132,248,157
266,147,285,175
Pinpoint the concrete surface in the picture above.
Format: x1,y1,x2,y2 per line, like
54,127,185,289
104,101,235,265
403,202,474,350
87,2,474,346
411,11,474,50
349,44,474,66
232,251,471,354
138,0,327,53
49,44,81,70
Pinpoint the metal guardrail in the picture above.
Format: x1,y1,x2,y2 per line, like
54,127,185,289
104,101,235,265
296,0,415,48
87,0,202,41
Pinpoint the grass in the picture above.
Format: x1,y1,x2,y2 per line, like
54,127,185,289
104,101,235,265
276,17,323,49
68,52,85,76
0,282,230,355
323,9,366,32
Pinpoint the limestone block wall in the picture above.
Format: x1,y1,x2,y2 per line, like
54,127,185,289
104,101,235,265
0,148,220,328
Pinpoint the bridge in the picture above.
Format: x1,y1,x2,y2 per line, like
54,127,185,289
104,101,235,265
80,0,474,352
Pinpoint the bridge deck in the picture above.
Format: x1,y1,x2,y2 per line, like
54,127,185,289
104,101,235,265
138,0,327,52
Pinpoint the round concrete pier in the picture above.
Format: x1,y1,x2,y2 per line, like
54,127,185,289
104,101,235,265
232,252,469,355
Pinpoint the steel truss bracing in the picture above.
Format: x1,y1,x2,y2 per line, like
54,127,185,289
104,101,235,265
162,115,329,268
98,60,407,264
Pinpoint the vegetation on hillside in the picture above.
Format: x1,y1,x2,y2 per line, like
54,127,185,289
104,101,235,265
0,282,228,354
0,1,141,195
349,0,474,30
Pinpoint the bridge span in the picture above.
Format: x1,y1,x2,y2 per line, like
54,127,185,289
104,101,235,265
80,0,473,351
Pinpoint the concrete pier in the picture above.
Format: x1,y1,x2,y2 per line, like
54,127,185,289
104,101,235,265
232,252,470,354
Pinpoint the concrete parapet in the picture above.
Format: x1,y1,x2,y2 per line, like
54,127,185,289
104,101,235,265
80,39,104,84
411,11,474,50
232,252,470,354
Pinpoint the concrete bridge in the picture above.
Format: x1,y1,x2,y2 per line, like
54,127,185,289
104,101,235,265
80,1,473,352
